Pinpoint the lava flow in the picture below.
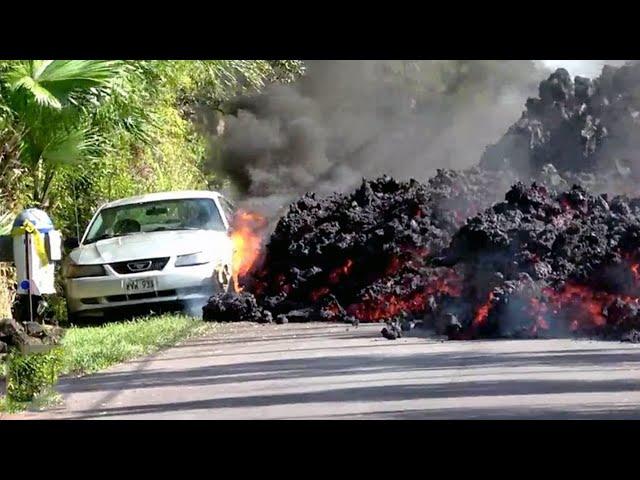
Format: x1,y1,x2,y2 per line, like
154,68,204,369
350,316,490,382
473,292,494,329
203,63,640,342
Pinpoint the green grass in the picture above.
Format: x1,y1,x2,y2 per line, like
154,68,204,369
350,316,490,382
60,314,213,376
0,387,63,414
1,314,214,412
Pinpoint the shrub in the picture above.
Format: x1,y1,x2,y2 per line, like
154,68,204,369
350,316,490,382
6,346,64,402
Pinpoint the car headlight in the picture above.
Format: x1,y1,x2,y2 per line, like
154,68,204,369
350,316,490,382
64,263,106,279
175,252,211,267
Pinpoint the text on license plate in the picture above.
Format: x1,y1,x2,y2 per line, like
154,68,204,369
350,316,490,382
124,278,156,293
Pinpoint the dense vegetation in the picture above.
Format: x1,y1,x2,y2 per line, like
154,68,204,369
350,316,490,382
0,60,305,316
0,60,305,234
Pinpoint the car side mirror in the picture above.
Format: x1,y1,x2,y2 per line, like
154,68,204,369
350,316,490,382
64,237,80,250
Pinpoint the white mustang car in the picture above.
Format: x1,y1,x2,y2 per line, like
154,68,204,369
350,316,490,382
62,190,237,323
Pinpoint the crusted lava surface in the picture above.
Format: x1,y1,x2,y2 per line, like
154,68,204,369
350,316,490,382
204,63,640,341
239,170,514,324
481,62,640,193
439,182,640,339
202,292,272,324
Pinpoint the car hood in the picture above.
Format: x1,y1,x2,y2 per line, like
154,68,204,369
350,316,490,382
69,230,233,265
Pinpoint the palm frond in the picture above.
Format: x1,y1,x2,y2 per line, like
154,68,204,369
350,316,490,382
4,60,123,110
38,60,123,98
41,127,101,167
6,62,62,109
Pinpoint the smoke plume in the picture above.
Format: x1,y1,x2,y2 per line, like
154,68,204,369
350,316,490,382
204,60,548,217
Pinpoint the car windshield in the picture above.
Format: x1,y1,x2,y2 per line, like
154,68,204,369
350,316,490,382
83,198,226,244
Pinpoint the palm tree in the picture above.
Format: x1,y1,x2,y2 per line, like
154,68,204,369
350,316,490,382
1,60,123,206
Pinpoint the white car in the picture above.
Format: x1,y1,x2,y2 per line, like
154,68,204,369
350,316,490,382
62,190,237,323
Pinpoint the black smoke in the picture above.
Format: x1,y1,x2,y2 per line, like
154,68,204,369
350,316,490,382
204,60,546,216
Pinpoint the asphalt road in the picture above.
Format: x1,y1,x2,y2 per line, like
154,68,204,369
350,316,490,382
7,322,640,419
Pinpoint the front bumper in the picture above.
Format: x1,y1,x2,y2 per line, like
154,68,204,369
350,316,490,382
64,260,224,318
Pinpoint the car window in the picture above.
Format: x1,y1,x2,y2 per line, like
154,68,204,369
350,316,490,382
84,198,226,243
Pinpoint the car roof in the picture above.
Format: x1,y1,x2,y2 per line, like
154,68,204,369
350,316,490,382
101,190,223,209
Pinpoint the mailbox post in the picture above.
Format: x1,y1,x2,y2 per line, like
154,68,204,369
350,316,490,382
10,209,62,323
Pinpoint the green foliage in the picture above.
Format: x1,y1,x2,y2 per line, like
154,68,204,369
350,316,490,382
1,59,300,343
0,388,63,413
1,60,123,206
0,211,11,235
0,59,306,238
5,60,123,110
6,347,64,403
0,123,24,210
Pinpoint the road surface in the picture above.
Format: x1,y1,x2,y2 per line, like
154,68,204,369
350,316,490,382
6,322,640,419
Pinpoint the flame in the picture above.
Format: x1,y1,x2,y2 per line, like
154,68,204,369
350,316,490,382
540,282,639,332
519,257,640,335
230,210,267,291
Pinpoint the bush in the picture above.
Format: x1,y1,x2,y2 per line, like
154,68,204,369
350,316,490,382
6,347,64,402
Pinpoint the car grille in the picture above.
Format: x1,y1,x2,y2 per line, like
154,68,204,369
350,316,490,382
110,257,170,275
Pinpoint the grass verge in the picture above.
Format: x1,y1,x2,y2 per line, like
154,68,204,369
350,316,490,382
60,314,213,376
0,314,214,413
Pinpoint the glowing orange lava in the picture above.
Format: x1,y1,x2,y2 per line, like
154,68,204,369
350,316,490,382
347,290,428,321
473,291,494,328
346,268,462,322
542,283,640,331
546,283,609,329
329,259,354,284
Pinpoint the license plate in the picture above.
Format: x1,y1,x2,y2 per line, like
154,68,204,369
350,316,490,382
124,278,156,293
